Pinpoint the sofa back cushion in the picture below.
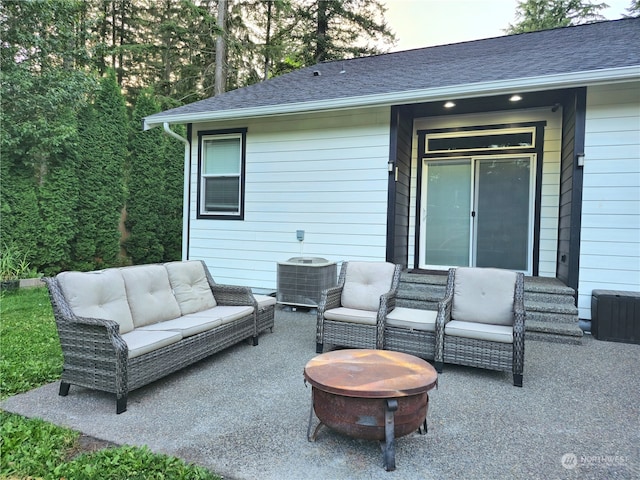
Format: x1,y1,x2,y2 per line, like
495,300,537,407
121,264,182,327
164,261,217,315
57,269,134,334
341,262,396,312
452,267,517,326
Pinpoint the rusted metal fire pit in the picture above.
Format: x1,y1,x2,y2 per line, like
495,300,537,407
304,349,438,471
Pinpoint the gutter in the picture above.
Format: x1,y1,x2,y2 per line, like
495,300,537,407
143,66,640,129
162,123,190,261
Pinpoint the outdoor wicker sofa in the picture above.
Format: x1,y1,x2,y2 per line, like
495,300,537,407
434,267,526,386
44,260,261,414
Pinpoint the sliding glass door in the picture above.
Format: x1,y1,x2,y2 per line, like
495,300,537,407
420,156,534,273
422,160,471,266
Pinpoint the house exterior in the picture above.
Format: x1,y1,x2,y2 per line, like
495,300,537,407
144,18,640,321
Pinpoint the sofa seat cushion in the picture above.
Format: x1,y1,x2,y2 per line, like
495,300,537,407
445,320,513,343
211,305,254,325
452,267,517,326
324,307,377,325
137,315,223,338
386,307,437,332
176,305,254,325
121,330,182,359
165,261,216,315
57,269,135,334
254,294,276,309
121,265,182,328
341,262,396,311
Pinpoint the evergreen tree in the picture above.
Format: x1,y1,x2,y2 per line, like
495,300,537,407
506,0,609,34
1,0,94,273
124,89,166,264
294,0,396,65
73,70,129,270
625,0,640,16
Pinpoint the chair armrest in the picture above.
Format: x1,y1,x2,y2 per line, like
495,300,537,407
44,276,127,358
434,291,453,363
56,315,128,361
318,285,344,315
375,290,397,349
512,272,526,339
210,283,257,308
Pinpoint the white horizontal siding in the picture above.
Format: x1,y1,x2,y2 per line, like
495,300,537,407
186,107,392,290
578,82,640,319
409,108,562,277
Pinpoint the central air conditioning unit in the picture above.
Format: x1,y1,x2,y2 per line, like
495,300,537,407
277,257,337,307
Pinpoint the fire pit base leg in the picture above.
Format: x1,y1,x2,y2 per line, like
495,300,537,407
381,398,398,471
307,389,324,441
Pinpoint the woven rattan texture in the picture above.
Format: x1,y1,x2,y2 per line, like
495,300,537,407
435,268,526,384
257,305,275,333
44,261,259,413
316,262,402,351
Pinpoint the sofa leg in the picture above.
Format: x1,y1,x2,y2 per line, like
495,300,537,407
59,381,70,396
316,342,324,354
252,335,259,346
116,395,127,414
434,361,443,373
513,374,523,387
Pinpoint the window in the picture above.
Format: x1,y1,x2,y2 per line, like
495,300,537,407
423,127,536,154
197,129,246,219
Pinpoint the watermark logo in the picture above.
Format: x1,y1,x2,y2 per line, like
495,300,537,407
561,453,578,470
561,453,627,470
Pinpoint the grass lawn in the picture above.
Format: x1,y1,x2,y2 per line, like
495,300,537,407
0,287,220,480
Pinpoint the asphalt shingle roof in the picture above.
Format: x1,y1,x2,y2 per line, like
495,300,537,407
147,18,640,123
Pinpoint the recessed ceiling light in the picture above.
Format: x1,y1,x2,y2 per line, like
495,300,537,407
510,95,523,102
444,101,456,108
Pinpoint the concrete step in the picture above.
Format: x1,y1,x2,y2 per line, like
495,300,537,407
525,299,578,316
398,271,582,344
525,319,584,344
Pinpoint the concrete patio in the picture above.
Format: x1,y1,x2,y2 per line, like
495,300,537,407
2,307,639,479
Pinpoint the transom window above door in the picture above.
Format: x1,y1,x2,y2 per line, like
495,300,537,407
423,126,536,154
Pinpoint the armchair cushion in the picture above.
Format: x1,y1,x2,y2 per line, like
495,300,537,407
57,269,135,334
341,262,396,311
165,261,217,315
324,307,377,325
254,294,277,308
452,267,517,326
386,307,437,332
121,265,182,327
444,320,513,343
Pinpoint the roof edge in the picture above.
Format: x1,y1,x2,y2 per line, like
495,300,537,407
143,66,640,129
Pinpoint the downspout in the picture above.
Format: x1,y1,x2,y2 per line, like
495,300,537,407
163,122,190,261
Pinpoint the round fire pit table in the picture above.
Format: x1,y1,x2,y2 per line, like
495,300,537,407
303,349,438,471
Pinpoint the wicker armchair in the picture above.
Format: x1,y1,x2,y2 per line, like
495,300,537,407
316,262,402,353
434,267,525,386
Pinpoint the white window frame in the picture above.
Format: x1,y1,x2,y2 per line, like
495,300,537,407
424,126,536,154
197,129,246,219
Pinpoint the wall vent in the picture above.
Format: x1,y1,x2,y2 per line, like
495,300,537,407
277,257,337,307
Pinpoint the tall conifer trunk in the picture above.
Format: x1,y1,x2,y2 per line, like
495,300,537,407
214,0,227,95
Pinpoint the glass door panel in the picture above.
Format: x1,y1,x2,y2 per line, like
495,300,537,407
423,160,471,267
474,157,531,271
